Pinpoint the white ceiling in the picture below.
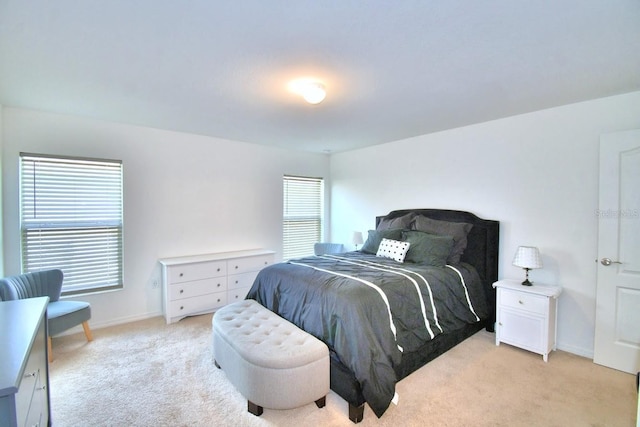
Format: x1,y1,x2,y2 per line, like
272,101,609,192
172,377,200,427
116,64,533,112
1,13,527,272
1,1,639,154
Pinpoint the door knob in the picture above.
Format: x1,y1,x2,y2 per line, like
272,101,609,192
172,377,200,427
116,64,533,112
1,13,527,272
601,258,622,266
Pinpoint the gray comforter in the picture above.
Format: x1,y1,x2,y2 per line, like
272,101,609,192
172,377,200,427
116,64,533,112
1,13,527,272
246,252,488,417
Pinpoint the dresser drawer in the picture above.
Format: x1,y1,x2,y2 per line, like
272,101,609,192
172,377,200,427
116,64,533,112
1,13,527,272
227,287,252,304
168,292,227,315
15,367,38,425
227,271,259,290
167,260,226,284
168,277,226,301
227,254,273,275
24,369,46,427
500,289,547,315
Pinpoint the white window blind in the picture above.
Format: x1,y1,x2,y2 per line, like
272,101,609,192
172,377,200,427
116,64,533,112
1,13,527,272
283,175,323,260
20,153,124,295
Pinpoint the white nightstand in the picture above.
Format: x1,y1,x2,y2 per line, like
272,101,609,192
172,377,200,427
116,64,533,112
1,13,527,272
493,279,562,362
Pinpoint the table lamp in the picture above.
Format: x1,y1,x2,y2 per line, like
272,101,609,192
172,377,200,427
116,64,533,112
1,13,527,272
512,246,542,286
352,231,364,250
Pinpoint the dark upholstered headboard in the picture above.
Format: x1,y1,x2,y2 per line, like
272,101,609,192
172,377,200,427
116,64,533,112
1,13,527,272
376,209,500,330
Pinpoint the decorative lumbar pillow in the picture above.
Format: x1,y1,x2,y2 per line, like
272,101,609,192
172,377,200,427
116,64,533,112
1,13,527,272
376,238,411,263
401,230,454,266
411,216,473,265
361,229,403,254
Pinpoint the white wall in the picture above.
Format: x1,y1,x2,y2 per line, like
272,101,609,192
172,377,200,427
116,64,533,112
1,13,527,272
329,91,640,358
0,106,3,277
1,107,330,328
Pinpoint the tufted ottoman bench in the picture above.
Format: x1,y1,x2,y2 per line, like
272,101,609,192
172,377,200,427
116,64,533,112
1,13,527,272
212,299,329,416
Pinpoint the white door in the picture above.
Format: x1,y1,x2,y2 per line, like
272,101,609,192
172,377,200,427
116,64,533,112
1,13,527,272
593,129,640,374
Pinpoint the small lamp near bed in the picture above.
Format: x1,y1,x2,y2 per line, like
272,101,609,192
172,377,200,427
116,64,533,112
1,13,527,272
512,246,542,286
352,231,364,250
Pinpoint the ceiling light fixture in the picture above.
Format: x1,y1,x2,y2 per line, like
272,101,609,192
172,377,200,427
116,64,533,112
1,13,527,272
302,82,326,104
289,79,327,105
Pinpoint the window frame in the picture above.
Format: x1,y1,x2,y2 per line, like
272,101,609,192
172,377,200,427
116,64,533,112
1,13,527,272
282,175,324,260
19,152,124,296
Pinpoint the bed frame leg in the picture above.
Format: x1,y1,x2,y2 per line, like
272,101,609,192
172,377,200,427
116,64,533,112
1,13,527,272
248,401,263,416
315,396,326,408
348,402,364,423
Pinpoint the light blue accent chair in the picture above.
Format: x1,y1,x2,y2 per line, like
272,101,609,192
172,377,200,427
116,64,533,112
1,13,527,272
0,269,93,362
313,243,345,256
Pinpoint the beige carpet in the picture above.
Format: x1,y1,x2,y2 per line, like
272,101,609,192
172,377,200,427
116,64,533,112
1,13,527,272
49,314,638,427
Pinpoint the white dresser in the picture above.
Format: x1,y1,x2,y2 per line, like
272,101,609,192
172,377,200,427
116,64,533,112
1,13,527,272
159,249,275,324
493,279,562,362
0,297,50,427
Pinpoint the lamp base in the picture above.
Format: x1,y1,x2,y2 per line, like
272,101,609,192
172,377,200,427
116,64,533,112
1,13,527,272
521,268,533,286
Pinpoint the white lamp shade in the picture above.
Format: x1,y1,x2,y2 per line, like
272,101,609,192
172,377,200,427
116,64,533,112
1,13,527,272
512,246,542,269
352,231,364,246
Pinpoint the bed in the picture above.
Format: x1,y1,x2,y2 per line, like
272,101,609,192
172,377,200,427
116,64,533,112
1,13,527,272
246,209,499,422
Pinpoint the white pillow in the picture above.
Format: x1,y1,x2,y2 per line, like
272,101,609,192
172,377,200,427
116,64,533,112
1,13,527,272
376,238,410,263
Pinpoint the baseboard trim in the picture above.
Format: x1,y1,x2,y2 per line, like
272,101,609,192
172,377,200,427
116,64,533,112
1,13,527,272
556,342,594,359
53,310,163,337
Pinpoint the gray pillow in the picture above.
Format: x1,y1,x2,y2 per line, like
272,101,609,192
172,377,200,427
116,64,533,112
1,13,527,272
401,230,454,266
361,229,403,254
376,213,415,231
411,216,473,264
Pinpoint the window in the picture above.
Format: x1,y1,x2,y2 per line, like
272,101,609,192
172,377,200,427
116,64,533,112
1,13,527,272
282,175,324,260
20,153,124,295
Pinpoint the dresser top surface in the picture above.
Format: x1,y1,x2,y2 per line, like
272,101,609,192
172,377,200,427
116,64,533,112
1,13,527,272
158,249,275,266
0,297,48,397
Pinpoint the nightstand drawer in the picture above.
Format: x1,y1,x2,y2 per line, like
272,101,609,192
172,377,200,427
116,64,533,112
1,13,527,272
500,289,547,314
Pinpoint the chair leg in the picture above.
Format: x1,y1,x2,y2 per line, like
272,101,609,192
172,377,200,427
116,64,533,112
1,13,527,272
82,321,94,342
48,336,53,363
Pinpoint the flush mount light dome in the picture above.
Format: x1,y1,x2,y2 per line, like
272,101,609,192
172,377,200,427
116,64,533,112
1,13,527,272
302,82,326,104
289,79,327,105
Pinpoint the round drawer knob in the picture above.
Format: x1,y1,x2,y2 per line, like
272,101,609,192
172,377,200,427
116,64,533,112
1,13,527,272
180,289,184,294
